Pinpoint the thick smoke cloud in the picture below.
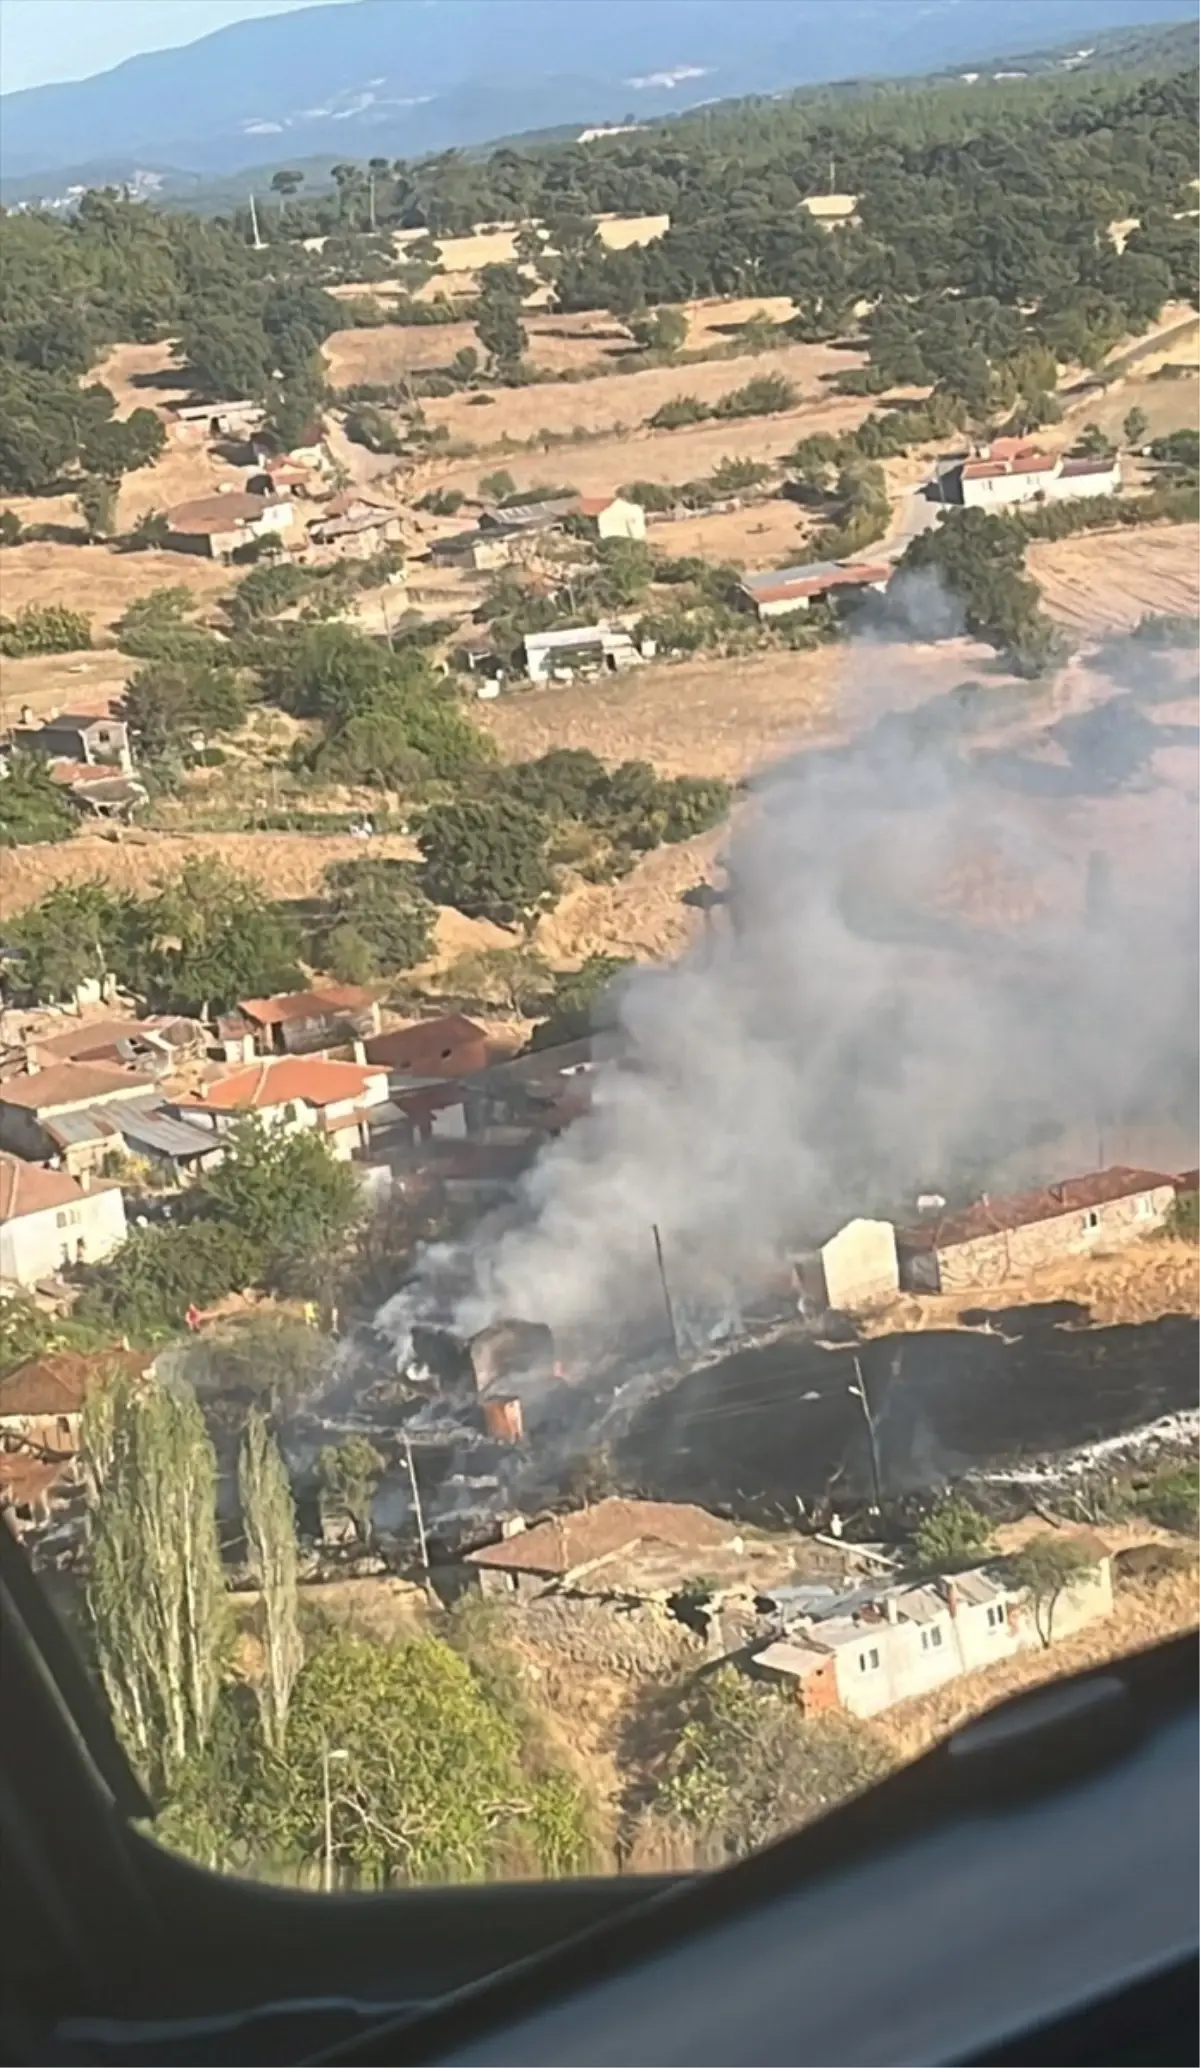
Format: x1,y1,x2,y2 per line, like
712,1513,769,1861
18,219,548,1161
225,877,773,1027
379,629,1199,1367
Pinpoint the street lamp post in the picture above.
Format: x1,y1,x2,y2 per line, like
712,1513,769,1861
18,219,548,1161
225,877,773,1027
321,1743,349,1893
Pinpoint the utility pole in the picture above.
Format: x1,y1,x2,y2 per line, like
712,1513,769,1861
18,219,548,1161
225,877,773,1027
402,1432,429,1571
320,1742,347,1893
850,1355,883,1514
368,172,377,235
248,192,265,251
652,1223,682,1365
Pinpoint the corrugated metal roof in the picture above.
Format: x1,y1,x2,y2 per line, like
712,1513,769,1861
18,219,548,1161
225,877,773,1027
114,1101,220,1160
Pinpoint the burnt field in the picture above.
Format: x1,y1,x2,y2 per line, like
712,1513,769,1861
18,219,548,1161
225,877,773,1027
616,1307,1199,1516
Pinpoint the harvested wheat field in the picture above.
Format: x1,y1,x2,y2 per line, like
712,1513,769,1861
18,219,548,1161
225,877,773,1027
0,828,421,920
875,1548,1199,1766
536,827,724,965
0,542,234,639
1028,524,1200,632
477,646,841,781
422,339,865,447
431,386,906,502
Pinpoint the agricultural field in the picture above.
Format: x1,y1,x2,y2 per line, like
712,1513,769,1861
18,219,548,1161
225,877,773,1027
1028,523,1200,631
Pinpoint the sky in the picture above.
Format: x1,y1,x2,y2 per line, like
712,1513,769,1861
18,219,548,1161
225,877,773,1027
0,0,356,94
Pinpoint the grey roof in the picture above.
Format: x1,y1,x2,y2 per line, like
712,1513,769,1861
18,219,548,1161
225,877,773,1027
482,497,575,530
42,1108,111,1148
742,559,844,595
470,1036,605,1099
114,1101,220,1161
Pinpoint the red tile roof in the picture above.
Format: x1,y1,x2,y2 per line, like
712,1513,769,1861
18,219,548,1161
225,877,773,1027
0,1451,69,1510
0,1062,155,1112
0,1153,92,1222
465,1498,732,1575
238,984,376,1028
575,495,618,516
181,1056,384,1113
900,1166,1177,1253
0,1349,150,1421
365,1015,489,1077
30,1019,164,1065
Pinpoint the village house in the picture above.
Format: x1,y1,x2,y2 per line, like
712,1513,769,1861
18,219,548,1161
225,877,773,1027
753,1542,1114,1719
795,1218,900,1315
237,985,382,1057
895,1165,1179,1294
459,1498,739,1599
0,1153,127,1286
479,494,578,537
573,494,647,542
0,1452,70,1540
0,1348,150,1463
739,559,892,622
364,1014,490,1080
10,712,133,774
463,1035,604,1135
21,1014,205,1077
165,490,295,561
256,459,311,498
523,623,645,684
173,398,264,439
428,528,518,572
44,760,147,820
949,440,1122,509
307,494,404,559
0,1063,158,1167
175,1055,390,1160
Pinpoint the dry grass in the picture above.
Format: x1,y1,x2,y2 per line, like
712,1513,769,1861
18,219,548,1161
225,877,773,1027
0,828,421,921
0,541,234,638
0,649,135,728
646,497,813,566
873,1551,1199,1765
421,339,864,447
88,340,189,416
1028,523,1200,631
864,1238,1200,1343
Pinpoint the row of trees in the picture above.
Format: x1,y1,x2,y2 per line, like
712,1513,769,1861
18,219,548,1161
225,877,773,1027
84,1372,592,1882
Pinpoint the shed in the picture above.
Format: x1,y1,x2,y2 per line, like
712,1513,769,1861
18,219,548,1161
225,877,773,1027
739,559,890,621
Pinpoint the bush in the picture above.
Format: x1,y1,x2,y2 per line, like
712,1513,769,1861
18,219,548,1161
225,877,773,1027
713,372,797,419
913,1496,992,1568
0,508,23,546
76,1221,265,1338
0,603,92,656
1129,1463,1198,1534
649,395,709,430
0,753,77,846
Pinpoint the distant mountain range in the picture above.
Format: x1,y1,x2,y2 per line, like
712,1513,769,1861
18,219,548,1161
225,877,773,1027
1,0,1196,199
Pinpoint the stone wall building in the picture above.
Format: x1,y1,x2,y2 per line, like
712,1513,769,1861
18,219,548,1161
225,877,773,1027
896,1165,1177,1294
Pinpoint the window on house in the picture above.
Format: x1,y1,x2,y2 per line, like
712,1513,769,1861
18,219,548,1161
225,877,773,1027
986,1604,1006,1630
858,1648,880,1672
56,1211,69,1229
1084,1210,1099,1229
921,1626,944,1651
57,1416,71,1438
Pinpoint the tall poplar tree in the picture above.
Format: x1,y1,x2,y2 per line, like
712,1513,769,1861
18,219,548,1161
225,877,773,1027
238,1410,304,1754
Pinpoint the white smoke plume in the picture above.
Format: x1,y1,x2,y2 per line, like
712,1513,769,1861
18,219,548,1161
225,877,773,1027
378,622,1199,1368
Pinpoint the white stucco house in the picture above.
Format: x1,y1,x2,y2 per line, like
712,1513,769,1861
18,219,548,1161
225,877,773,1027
0,1153,127,1287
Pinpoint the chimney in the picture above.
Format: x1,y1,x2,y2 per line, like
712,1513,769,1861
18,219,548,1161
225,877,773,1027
23,1042,39,1076
500,1512,527,1539
20,704,34,726
944,1581,959,1617
352,1037,367,1065
79,1169,91,1192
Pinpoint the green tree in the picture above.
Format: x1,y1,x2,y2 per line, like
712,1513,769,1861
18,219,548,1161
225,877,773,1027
317,1436,385,1543
1009,1535,1096,1647
319,858,435,977
474,264,528,375
199,1118,363,1294
418,797,556,925
655,1668,890,1866
84,1374,228,1790
1122,405,1149,447
529,954,629,1049
0,752,77,847
913,1496,992,1568
0,603,92,656
239,1410,304,1755
478,468,516,502
447,944,551,1017
0,508,23,546
124,660,248,759
629,305,688,356
76,1221,265,1337
2,877,136,1000
138,857,304,1016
